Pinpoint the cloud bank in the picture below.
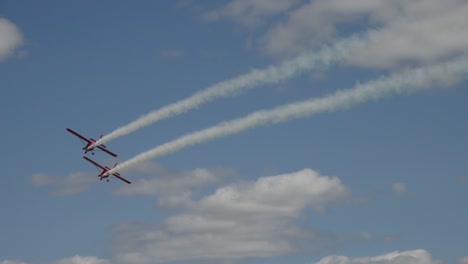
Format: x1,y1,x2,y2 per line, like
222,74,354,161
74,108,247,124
0,249,446,264
113,169,349,263
55,255,110,264
206,0,468,68
31,161,233,201
312,249,442,264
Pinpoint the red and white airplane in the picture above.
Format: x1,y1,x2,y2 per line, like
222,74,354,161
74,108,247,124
66,128,117,157
83,156,131,184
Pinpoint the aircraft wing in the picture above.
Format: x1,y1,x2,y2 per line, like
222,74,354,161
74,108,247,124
113,173,131,184
66,128,91,143
83,156,105,170
97,145,118,157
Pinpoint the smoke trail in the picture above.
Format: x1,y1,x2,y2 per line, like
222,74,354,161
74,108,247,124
109,56,468,175
91,31,374,148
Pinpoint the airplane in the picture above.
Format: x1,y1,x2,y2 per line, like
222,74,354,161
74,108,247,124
83,156,131,184
66,128,117,157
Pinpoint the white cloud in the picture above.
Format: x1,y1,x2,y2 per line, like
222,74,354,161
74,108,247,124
258,0,382,55
112,168,350,263
359,231,373,241
32,161,233,199
313,249,442,264
251,0,468,68
459,256,468,264
30,172,96,196
197,168,348,215
349,2,468,68
458,176,468,184
203,0,301,28
113,162,234,207
392,182,406,195
0,260,27,264
31,173,57,186
0,18,23,62
56,255,110,264
114,167,228,196
160,49,184,59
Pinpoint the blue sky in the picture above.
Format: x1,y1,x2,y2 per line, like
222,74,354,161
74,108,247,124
1,1,467,264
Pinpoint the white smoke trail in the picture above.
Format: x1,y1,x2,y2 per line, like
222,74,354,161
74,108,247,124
91,30,374,148
109,56,468,175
